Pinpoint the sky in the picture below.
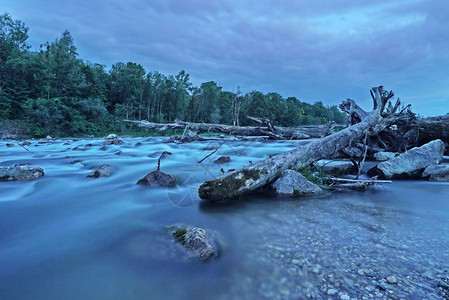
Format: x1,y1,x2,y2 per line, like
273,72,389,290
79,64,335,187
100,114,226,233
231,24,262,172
3,0,449,116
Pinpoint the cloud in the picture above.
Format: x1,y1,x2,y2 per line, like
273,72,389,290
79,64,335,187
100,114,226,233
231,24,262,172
3,0,449,115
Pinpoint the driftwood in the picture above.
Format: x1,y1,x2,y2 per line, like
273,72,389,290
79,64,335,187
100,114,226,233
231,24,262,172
198,86,404,202
416,115,449,154
124,119,335,139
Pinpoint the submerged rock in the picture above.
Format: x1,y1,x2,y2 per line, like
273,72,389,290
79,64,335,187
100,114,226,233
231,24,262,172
137,170,176,187
374,152,399,161
167,224,219,261
104,138,124,145
0,165,44,181
368,140,445,179
422,164,449,181
87,164,113,178
271,170,324,197
21,141,31,146
214,156,231,163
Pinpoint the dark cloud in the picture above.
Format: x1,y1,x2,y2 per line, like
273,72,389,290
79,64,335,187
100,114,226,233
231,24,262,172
3,0,448,115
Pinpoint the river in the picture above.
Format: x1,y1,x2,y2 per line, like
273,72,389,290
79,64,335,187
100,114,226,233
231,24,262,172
1,137,448,299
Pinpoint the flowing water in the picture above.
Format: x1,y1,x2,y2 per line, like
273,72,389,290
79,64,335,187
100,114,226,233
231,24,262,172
0,137,448,299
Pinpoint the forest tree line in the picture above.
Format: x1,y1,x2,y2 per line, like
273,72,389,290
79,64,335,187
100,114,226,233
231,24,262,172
1,13,347,137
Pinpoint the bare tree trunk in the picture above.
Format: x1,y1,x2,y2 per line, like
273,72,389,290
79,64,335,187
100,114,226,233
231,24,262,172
124,118,335,139
198,86,404,202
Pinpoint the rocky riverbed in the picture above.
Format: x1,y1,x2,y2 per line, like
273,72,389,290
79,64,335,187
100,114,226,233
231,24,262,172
0,137,448,299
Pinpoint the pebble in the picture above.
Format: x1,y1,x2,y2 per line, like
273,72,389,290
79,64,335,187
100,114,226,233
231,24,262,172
327,289,338,296
387,276,398,284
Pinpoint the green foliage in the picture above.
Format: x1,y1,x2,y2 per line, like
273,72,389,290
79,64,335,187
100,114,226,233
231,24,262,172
1,13,348,138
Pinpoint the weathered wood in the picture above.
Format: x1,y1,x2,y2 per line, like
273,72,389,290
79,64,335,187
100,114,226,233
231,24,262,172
198,86,401,202
124,119,335,139
416,115,449,153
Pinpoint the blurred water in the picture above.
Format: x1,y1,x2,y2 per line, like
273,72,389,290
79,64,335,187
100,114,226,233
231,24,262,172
0,137,448,299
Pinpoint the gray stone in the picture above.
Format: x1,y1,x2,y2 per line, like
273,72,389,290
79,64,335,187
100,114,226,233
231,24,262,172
0,165,44,181
168,225,218,260
214,156,231,163
327,289,338,296
137,170,176,187
168,130,204,143
422,164,449,181
87,164,113,178
271,170,324,197
105,133,117,139
386,276,398,284
368,140,445,179
374,152,399,161
104,138,124,145
315,159,356,175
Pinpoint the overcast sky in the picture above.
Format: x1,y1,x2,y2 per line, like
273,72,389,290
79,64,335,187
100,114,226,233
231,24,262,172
3,0,449,116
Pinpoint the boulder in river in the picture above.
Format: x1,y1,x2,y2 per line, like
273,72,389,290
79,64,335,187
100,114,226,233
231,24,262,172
87,164,113,178
168,130,204,143
271,170,324,197
374,152,399,161
137,170,176,187
167,224,219,261
422,164,449,182
214,156,231,163
104,138,124,145
0,165,44,181
368,139,445,179
105,133,117,139
21,141,31,146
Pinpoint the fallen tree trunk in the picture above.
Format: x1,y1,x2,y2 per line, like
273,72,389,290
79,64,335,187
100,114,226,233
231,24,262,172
198,86,404,202
124,119,335,139
416,115,449,153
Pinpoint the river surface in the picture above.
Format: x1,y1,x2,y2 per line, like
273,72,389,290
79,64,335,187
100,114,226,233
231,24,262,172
0,137,448,300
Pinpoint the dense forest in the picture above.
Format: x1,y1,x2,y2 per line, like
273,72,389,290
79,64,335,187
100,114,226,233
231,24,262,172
0,13,346,137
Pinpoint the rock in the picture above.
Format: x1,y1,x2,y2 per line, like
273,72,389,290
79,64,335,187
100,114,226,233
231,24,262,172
45,135,52,139
21,141,31,146
386,276,398,284
374,151,399,161
422,164,449,181
368,140,445,179
327,289,338,296
114,151,122,155
0,165,44,181
99,146,107,151
104,138,124,145
167,130,204,143
72,146,87,151
6,143,14,147
106,133,117,139
135,142,142,146
214,156,231,163
87,164,113,178
136,170,176,187
69,160,82,164
85,143,93,147
167,225,219,260
271,170,324,197
314,160,356,175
